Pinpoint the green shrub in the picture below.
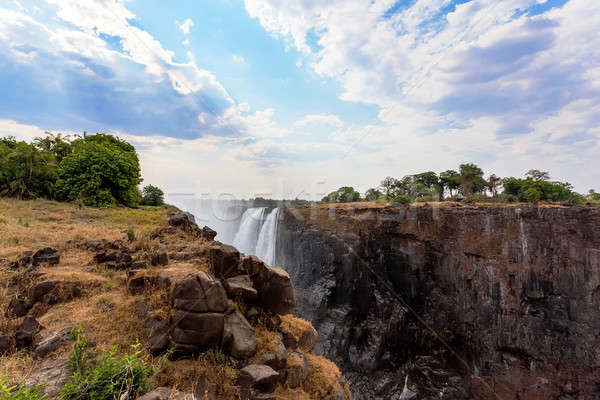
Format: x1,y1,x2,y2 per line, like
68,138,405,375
60,328,157,400
390,195,411,205
0,376,47,400
125,228,135,241
55,134,142,207
140,185,164,206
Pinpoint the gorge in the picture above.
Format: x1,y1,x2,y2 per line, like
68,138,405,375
173,199,600,400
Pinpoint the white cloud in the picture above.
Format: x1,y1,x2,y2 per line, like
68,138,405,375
0,119,46,140
294,113,344,128
232,54,246,63
182,39,190,46
176,18,194,35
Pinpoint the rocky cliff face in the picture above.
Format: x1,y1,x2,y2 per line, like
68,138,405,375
277,204,600,399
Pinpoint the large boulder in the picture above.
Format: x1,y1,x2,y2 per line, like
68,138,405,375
171,310,224,347
171,272,228,313
223,310,257,359
32,325,73,358
224,275,257,302
283,351,310,389
200,242,241,279
242,256,296,315
29,280,82,305
15,316,42,348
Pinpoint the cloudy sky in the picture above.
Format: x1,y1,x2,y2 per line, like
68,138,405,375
1,0,599,199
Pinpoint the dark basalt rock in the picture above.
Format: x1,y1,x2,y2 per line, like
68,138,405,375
170,271,229,313
200,241,241,279
16,316,42,348
277,205,600,399
238,364,279,400
0,335,12,354
32,247,60,266
6,297,27,318
224,275,258,302
32,325,74,358
150,252,168,266
242,256,296,315
222,310,257,359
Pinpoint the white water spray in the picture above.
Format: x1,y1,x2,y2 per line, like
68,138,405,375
233,207,266,255
256,208,280,266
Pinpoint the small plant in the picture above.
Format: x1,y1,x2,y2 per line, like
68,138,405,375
0,375,48,400
60,328,157,400
125,228,135,241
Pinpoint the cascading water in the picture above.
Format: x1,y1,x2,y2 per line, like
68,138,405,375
232,207,266,255
168,197,281,265
255,208,280,266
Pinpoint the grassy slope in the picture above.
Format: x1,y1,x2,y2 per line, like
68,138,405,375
0,199,347,399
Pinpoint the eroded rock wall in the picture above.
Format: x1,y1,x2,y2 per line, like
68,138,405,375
277,204,600,399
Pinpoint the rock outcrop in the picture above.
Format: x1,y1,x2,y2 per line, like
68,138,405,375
278,204,600,399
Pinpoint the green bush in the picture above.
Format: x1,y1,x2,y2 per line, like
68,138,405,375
390,194,411,205
60,328,157,400
140,185,164,206
55,134,142,207
0,376,47,400
126,228,135,241
503,177,580,204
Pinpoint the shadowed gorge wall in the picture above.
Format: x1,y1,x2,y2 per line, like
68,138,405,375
276,204,600,399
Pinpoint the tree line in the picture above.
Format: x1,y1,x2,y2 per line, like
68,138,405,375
0,133,164,207
322,163,599,205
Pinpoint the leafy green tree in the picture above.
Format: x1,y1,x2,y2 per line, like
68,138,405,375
0,137,58,199
459,163,486,196
363,188,382,201
55,134,142,207
391,194,411,205
322,186,361,203
586,189,600,204
140,185,164,206
502,177,581,203
33,132,73,164
439,170,460,198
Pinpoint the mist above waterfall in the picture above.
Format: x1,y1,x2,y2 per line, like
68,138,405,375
167,196,280,265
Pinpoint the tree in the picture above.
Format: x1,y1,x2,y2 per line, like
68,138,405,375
439,170,460,198
140,185,164,206
379,177,398,197
525,169,550,181
55,134,142,207
487,174,502,197
322,186,361,203
0,137,58,199
458,163,486,196
587,189,600,203
33,132,73,164
363,188,382,201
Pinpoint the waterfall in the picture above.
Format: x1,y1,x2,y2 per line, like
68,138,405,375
167,197,281,266
256,208,280,266
232,207,266,255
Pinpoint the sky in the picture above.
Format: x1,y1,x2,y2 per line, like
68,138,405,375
0,0,599,199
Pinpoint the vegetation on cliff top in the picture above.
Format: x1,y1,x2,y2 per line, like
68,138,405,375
323,165,597,206
0,133,163,208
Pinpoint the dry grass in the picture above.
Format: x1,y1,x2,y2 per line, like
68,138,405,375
275,387,312,399
0,350,35,383
37,290,144,351
153,350,239,399
280,314,312,341
0,198,166,259
305,353,344,399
